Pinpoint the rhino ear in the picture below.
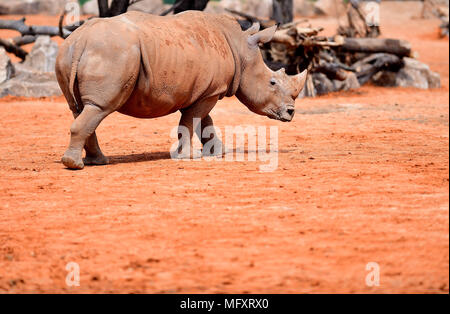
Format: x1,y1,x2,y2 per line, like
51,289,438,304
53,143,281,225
245,22,260,36
277,67,286,74
248,25,278,49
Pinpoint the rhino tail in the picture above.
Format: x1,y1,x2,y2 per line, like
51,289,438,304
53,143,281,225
69,39,86,114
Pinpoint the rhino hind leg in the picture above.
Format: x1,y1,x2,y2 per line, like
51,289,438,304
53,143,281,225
83,132,109,166
62,104,110,170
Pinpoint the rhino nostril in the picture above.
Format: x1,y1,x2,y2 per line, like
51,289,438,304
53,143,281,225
287,109,295,116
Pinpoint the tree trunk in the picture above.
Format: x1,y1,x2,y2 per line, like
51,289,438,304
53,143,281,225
109,0,131,16
97,0,110,18
98,0,130,18
173,0,210,14
271,0,293,25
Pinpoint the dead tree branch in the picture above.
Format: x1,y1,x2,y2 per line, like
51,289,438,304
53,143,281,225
341,38,412,58
0,18,71,38
0,38,28,60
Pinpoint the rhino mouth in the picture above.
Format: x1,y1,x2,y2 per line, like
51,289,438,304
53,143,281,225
267,107,295,122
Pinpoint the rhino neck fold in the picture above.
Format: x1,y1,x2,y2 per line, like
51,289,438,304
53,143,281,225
222,27,243,98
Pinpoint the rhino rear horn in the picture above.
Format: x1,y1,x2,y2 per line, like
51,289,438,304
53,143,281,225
247,25,278,48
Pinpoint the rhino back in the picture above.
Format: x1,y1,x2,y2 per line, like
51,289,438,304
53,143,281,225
119,11,240,118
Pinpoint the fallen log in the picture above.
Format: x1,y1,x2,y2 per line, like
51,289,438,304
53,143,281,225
341,38,412,57
9,35,36,46
352,53,404,85
0,18,71,38
0,38,28,60
313,61,350,81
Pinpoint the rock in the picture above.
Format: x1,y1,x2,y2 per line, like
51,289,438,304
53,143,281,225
0,58,62,98
371,71,397,87
294,0,321,17
0,0,69,15
0,64,61,98
128,0,166,15
312,73,333,96
314,0,346,17
310,71,360,96
23,36,59,73
397,58,441,89
81,0,99,15
242,0,273,18
0,79,61,98
0,47,15,84
333,71,361,92
206,0,273,18
372,57,441,89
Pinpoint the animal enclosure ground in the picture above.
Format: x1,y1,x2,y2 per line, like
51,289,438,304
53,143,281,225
0,4,449,293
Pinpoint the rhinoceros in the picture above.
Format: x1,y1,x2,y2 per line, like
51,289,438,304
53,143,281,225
56,11,307,170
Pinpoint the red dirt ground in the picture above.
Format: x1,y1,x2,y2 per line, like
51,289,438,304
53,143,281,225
0,4,448,293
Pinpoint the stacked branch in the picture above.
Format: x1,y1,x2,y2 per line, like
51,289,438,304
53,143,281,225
227,8,413,96
0,15,84,60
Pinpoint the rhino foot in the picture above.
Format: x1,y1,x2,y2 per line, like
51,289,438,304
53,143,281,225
83,154,109,166
202,140,225,157
61,154,85,170
202,147,225,157
171,149,202,160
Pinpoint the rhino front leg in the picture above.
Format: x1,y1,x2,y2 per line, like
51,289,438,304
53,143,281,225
195,114,224,157
62,104,110,169
174,96,218,159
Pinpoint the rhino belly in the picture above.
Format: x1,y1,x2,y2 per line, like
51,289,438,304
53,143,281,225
118,69,196,119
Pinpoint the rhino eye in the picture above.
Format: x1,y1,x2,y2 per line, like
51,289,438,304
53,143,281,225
270,79,276,86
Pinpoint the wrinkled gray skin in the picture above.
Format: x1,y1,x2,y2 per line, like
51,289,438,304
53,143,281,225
56,11,307,169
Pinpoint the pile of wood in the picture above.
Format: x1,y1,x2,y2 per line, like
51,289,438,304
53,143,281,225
227,7,413,96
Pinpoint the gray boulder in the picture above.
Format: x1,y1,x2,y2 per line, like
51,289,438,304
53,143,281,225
0,64,61,98
80,0,99,15
314,0,346,17
128,0,166,15
372,57,441,89
310,71,360,96
23,36,59,73
312,73,334,96
332,71,361,92
0,0,68,15
0,37,62,98
294,0,323,17
0,47,15,84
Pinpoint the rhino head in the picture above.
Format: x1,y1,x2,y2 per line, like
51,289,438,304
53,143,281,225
235,24,307,122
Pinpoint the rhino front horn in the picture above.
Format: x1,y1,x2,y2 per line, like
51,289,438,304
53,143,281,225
294,69,308,90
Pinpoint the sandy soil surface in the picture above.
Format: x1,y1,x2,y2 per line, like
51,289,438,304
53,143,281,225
0,3,448,293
